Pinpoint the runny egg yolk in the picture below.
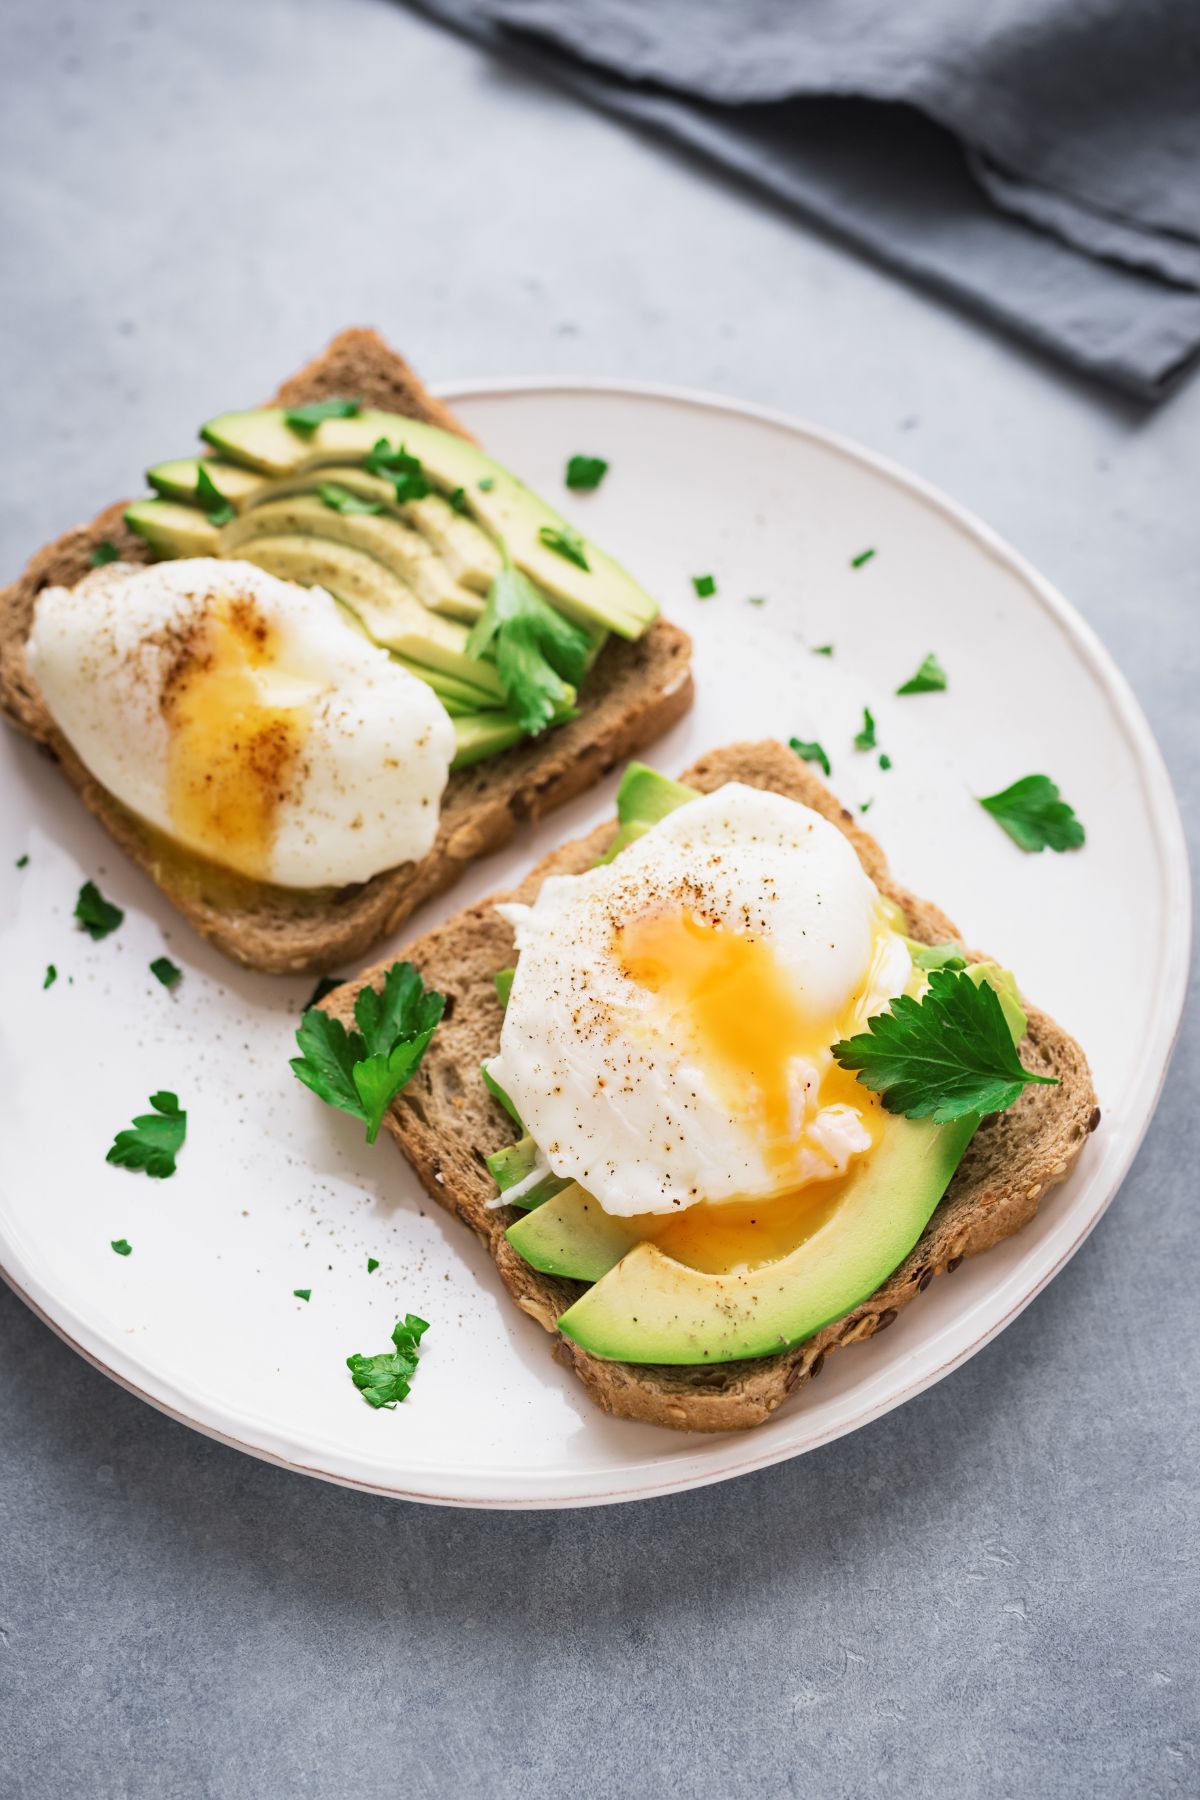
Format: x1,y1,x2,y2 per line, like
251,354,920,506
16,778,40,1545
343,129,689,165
613,907,890,1272
161,594,312,881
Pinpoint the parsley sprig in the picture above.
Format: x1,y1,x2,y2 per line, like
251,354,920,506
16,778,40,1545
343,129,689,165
466,560,588,735
106,1091,187,1179
833,968,1056,1123
347,1314,429,1408
978,775,1085,853
363,438,431,503
291,962,444,1144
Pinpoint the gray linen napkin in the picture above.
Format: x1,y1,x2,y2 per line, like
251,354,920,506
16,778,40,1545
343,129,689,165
413,0,1200,401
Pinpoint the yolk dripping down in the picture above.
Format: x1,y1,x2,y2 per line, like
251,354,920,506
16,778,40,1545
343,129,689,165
612,907,888,1273
161,594,312,881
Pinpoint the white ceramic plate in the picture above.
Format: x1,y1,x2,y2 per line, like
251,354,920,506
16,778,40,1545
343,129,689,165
0,382,1189,1508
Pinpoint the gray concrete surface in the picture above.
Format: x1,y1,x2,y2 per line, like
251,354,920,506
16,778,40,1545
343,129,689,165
2,2,1197,1796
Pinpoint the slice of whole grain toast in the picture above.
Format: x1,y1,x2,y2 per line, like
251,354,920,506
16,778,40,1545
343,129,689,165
0,328,694,974
332,738,1099,1433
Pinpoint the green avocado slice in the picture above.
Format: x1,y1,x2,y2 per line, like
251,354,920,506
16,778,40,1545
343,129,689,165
222,495,484,623
199,407,657,640
486,1135,571,1211
556,1111,978,1364
507,1184,644,1281
599,761,700,862
124,499,220,559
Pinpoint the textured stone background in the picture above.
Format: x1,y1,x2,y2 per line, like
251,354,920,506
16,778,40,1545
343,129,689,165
1,3,1196,1796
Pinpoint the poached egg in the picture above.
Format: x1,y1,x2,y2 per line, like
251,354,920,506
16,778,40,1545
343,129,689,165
27,558,455,888
488,784,911,1217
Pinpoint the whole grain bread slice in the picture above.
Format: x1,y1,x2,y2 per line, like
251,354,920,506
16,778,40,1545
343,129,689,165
0,328,694,974
333,738,1099,1433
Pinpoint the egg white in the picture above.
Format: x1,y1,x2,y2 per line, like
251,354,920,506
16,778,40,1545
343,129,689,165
27,558,455,887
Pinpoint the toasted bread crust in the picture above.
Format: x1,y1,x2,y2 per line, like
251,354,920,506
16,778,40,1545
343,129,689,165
337,739,1098,1433
0,329,694,973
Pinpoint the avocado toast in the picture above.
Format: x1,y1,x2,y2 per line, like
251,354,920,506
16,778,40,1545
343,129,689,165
326,738,1097,1433
0,329,693,974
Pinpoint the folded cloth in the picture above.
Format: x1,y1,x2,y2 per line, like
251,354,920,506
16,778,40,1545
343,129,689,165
413,0,1200,401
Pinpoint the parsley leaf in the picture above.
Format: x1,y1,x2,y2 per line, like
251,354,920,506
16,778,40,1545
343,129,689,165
538,524,589,570
284,397,362,435
75,880,123,940
466,561,589,735
111,1238,132,1257
195,465,235,527
319,481,383,516
811,644,834,656
789,737,831,778
293,1288,311,1302
692,573,717,598
851,548,876,569
291,961,444,1145
150,956,181,989
367,1257,380,1274
565,454,608,491
896,652,947,695
347,1313,429,1409
363,438,431,503
90,541,120,567
448,486,469,515
978,775,1085,854
853,707,877,751
106,1091,187,1179
832,968,1056,1122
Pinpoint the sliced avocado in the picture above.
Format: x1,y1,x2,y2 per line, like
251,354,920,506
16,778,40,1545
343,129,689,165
451,711,527,770
124,499,220,559
146,458,267,509
967,961,1028,1042
391,655,496,713
494,967,515,1008
617,762,699,827
232,535,507,701
600,762,699,862
200,407,657,640
222,496,484,623
486,1135,570,1211
256,471,502,595
507,1184,643,1283
481,1063,522,1127
557,1112,978,1364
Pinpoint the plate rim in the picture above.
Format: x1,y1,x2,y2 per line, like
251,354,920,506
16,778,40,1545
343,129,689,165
0,375,1191,1509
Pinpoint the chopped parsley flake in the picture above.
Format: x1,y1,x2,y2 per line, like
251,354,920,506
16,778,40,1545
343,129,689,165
448,486,469,514
478,477,495,492
879,753,893,771
363,438,431,504
978,775,1085,853
811,644,834,656
90,541,120,567
896,652,947,695
293,1288,311,1302
319,481,383,516
538,524,589,570
789,737,831,778
851,548,876,569
75,880,124,940
195,465,235,527
747,595,766,607
367,1257,380,1274
692,574,717,598
150,956,181,989
860,798,874,813
43,964,57,989
16,854,29,868
565,454,609,491
110,1239,132,1257
284,397,362,434
347,1313,429,1409
853,707,877,751
106,1091,186,1180
833,967,1057,1122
